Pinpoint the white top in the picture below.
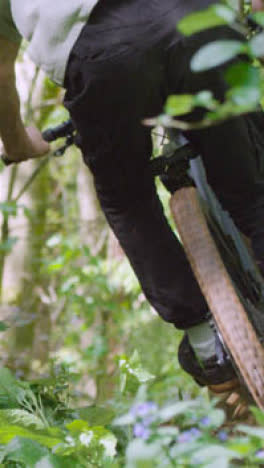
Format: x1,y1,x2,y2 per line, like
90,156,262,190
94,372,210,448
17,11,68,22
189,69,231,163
6,0,99,85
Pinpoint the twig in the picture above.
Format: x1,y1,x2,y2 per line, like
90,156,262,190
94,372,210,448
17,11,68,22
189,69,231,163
25,67,40,123
239,0,244,17
0,165,18,300
13,156,51,203
143,107,255,131
144,116,218,131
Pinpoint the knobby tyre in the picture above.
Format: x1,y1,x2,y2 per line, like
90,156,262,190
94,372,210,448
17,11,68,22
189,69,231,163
170,186,264,409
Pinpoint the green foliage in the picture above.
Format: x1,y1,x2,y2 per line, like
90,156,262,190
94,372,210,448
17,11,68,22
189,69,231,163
160,2,264,127
0,361,264,467
1,437,61,468
252,11,264,27
165,95,194,116
226,61,261,106
177,4,236,36
0,203,17,217
190,40,245,72
114,396,264,467
0,323,8,332
165,91,219,117
0,365,120,467
117,351,155,394
0,237,18,254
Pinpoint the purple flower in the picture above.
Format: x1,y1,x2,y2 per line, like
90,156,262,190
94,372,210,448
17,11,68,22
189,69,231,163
218,430,228,442
256,450,264,459
133,423,150,440
130,401,158,440
178,431,193,443
130,402,157,418
178,428,201,443
200,417,210,427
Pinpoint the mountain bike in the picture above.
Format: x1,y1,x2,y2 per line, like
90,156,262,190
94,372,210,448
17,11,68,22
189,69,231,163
3,118,264,410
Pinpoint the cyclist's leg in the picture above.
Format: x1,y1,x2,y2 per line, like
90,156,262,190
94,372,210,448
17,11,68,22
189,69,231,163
63,2,245,400
167,26,264,263
63,2,209,331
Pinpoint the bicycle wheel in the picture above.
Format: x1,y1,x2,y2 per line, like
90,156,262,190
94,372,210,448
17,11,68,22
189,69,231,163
170,186,264,410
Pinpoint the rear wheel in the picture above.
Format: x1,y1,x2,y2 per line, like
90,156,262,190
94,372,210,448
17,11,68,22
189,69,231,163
170,186,264,409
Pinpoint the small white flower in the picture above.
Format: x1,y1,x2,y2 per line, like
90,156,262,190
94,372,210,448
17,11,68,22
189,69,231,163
65,436,75,447
79,431,93,446
100,434,117,458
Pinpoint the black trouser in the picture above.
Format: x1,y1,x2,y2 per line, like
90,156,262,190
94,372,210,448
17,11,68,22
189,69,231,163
64,0,264,329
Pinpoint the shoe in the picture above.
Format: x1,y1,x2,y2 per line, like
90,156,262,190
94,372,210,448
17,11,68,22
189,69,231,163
178,333,236,387
178,334,253,422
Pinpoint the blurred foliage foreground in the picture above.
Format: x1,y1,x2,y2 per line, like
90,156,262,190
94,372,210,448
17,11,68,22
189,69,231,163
2,1,264,467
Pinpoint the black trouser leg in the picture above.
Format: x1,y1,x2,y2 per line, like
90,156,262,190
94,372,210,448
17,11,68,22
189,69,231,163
64,96,208,328
63,21,209,329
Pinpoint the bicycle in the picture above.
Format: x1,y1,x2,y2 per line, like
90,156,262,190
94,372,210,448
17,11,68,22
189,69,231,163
2,118,264,411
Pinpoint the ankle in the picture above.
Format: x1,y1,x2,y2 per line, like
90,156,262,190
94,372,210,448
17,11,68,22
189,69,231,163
186,320,216,361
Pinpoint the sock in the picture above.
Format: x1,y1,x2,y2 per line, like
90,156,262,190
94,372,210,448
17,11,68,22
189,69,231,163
186,321,216,361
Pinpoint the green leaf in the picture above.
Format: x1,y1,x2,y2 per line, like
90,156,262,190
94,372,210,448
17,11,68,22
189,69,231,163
66,420,90,435
191,40,245,72
46,257,65,272
177,5,236,36
165,95,194,116
0,409,45,430
0,202,17,216
73,406,115,426
170,440,202,459
228,86,260,107
225,62,260,89
156,426,179,438
0,447,5,463
158,401,199,423
249,406,264,425
0,368,28,408
191,445,240,464
118,352,155,393
206,408,225,429
193,91,218,110
227,439,252,456
252,11,264,27
126,438,162,465
35,455,62,468
248,32,264,57
131,366,155,383
5,437,49,468
113,412,134,427
225,62,261,106
0,322,9,332
0,424,63,448
36,455,77,468
237,424,264,439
